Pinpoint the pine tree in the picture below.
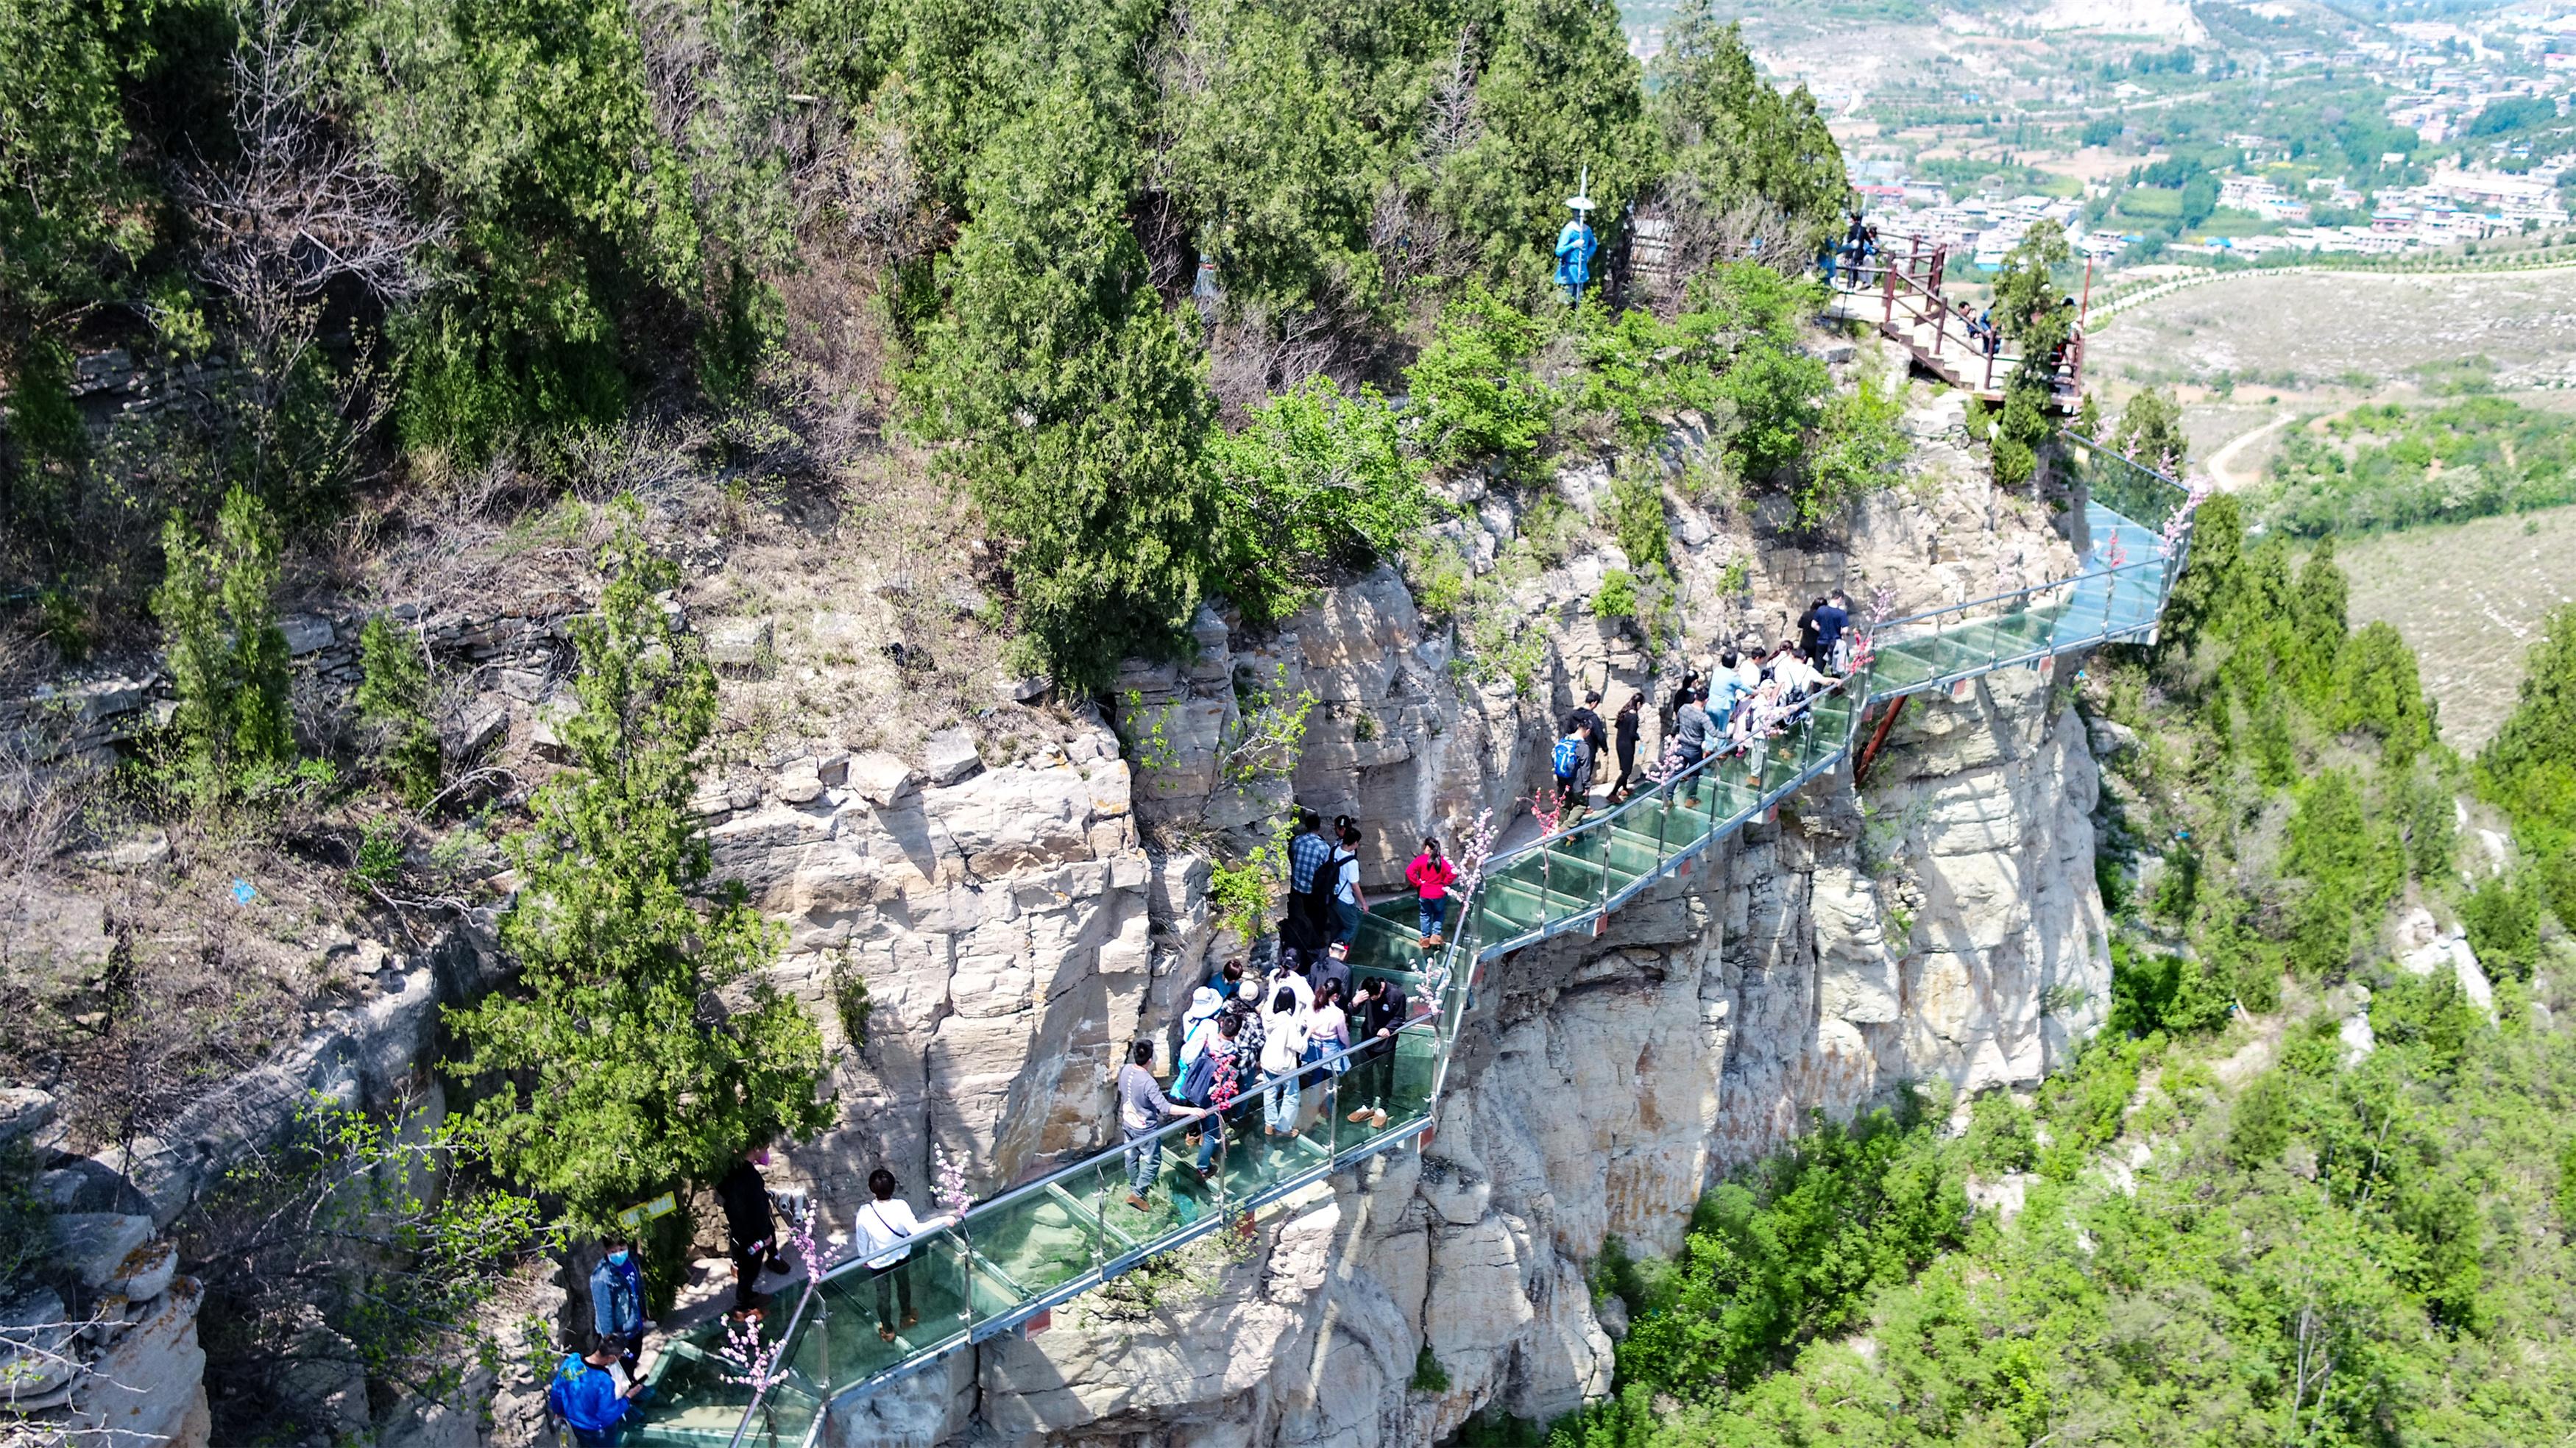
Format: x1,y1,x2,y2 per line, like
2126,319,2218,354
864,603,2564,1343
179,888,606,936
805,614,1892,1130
446,520,829,1231
153,486,295,806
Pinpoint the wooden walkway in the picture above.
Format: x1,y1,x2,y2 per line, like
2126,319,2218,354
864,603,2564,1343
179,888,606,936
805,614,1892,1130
1826,234,2084,409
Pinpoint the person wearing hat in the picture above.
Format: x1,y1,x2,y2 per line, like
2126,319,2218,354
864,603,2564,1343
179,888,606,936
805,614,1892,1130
1555,181,1598,303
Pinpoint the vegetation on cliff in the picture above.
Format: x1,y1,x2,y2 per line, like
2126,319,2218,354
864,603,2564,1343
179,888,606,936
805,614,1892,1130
1487,440,2576,1448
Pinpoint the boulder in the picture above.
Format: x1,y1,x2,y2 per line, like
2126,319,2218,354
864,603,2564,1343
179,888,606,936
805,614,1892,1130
0,1088,55,1145
278,614,335,656
0,1288,74,1402
924,727,983,787
846,751,918,806
776,759,824,805
106,1241,178,1301
708,617,774,669
52,1214,154,1288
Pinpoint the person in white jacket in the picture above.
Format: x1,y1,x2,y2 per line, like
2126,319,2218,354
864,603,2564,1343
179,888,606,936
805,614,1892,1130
850,1168,955,1343
1259,986,1312,1144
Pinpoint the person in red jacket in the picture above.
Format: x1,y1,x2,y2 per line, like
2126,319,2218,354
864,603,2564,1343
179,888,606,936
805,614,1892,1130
1405,836,1458,948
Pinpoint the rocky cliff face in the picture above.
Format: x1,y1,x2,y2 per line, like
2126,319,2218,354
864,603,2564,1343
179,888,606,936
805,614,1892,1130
704,391,2112,1446
1,369,2112,1447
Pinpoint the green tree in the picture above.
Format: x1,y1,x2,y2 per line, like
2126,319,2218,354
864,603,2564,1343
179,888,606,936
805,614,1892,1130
1649,7,1847,270
445,524,830,1231
0,0,159,429
2160,491,2241,659
1210,376,1428,627
1427,0,1658,293
902,73,1222,687
356,614,442,809
153,485,295,805
2329,620,2435,764
2111,386,2187,476
2480,604,2576,864
350,0,793,456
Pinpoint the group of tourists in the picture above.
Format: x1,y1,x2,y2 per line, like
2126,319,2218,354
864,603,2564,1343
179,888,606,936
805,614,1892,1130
1822,212,1880,288
1548,592,1853,822
1122,945,1413,1205
549,1140,958,1445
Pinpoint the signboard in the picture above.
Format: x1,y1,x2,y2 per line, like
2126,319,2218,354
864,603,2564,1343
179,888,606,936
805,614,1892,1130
615,1192,679,1232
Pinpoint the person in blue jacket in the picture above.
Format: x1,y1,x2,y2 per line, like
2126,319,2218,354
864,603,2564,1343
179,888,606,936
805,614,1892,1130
588,1238,648,1365
1555,200,1598,304
548,1340,650,1447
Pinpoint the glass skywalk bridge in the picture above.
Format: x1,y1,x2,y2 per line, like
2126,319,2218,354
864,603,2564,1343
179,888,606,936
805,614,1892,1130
626,435,2193,1448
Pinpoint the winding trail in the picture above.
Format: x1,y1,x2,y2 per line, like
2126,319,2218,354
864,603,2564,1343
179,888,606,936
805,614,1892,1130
2205,411,2296,492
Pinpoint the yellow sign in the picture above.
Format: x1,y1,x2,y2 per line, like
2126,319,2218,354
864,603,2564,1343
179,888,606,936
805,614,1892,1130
615,1191,679,1232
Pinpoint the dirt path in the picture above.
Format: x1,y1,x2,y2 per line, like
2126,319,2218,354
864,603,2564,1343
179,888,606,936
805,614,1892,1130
2204,411,2296,491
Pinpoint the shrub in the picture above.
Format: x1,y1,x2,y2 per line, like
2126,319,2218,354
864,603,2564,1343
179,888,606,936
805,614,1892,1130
2460,873,2541,981
1211,377,1428,628
356,614,441,809
1592,568,1638,620
1799,373,1904,528
153,486,294,807
1405,283,1557,469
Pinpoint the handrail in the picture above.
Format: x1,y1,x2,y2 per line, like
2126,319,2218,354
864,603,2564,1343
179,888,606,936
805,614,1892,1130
641,434,2194,1448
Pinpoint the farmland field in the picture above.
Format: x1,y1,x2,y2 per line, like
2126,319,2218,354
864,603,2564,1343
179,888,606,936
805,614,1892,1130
2330,503,2576,750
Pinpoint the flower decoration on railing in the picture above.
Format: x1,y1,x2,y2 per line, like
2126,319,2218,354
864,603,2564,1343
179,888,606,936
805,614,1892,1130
720,1311,790,1389
1846,583,1898,677
1528,787,1563,842
2100,533,2127,572
2159,475,2213,558
930,1145,973,1220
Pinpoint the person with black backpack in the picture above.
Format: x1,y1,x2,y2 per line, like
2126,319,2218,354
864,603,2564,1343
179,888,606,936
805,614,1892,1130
1324,820,1367,951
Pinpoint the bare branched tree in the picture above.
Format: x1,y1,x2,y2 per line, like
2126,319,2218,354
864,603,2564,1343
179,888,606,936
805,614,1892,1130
1206,308,1337,425
1643,186,1816,315
176,0,447,347
171,0,448,496
1370,26,1480,295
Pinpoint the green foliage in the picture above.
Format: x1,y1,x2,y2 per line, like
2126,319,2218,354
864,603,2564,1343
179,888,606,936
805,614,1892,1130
2262,397,2576,539
2156,477,2242,653
1606,461,1669,582
1426,0,1658,293
0,1140,50,1292
2110,386,2187,475
1993,219,2073,369
445,522,829,1229
1650,7,1847,263
2106,939,2233,1037
2329,620,2435,764
1209,853,1273,942
353,0,793,456
1211,377,1428,628
1406,283,1558,469
902,71,1220,689
2035,1032,2148,1178
2480,604,2576,866
1797,372,1903,529
2282,767,2400,977
831,961,871,1049
357,614,442,809
153,486,295,807
1591,568,1639,621
2459,873,2542,982
0,0,159,352
192,1096,550,1405
1411,1341,1451,1393
1616,1099,1966,1397
1961,1091,2037,1175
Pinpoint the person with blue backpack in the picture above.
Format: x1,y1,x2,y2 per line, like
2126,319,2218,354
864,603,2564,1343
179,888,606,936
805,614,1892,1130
1551,720,1592,822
